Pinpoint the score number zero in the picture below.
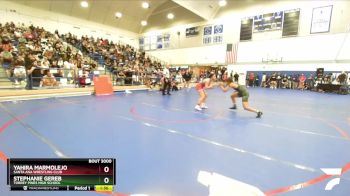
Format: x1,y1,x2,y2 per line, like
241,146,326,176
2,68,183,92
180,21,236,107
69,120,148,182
88,159,113,184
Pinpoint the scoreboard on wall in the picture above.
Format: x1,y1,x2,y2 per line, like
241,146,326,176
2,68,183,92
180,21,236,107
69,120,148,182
253,11,283,32
239,8,300,40
7,158,116,191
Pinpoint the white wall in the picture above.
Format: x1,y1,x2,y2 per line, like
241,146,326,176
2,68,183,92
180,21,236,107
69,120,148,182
148,32,350,65
237,32,350,63
0,1,138,47
147,44,226,65
142,0,350,64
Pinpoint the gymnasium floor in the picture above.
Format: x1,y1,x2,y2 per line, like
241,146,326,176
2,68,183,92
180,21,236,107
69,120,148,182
0,88,349,196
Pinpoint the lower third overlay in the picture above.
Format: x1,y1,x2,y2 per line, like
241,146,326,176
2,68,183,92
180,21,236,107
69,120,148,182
7,158,116,192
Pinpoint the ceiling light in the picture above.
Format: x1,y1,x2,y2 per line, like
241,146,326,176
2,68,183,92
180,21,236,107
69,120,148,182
218,0,227,7
115,12,122,18
80,1,89,8
167,13,174,19
141,20,147,26
142,2,150,9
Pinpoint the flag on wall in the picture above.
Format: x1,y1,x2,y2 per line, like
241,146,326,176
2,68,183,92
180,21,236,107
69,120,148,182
226,43,238,64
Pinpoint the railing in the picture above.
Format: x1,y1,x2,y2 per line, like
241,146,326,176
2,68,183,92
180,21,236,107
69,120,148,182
0,66,166,90
29,67,109,89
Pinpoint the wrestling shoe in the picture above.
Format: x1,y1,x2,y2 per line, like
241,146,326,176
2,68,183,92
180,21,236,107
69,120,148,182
229,105,237,110
195,105,202,111
256,111,263,118
201,104,208,109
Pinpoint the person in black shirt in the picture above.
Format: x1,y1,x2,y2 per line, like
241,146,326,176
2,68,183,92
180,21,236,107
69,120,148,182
162,65,171,95
254,74,259,87
182,70,192,89
24,51,36,89
269,73,277,89
234,72,239,83
281,74,288,88
124,68,132,85
27,60,43,88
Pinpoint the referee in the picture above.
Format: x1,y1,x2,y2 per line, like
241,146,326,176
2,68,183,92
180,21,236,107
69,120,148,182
162,64,171,95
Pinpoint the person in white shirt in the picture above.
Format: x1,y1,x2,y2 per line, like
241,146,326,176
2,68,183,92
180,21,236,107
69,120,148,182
162,65,171,95
175,72,183,83
261,73,267,87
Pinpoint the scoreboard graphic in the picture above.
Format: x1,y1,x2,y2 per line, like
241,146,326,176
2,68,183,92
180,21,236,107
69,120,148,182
7,158,116,191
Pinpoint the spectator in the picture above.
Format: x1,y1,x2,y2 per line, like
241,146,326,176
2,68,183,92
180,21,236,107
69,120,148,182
261,73,266,87
175,72,183,84
276,73,282,88
292,75,298,89
306,74,314,90
27,60,42,88
13,58,26,85
234,72,239,83
248,72,255,87
287,75,292,89
40,69,58,87
337,71,347,85
281,74,288,89
171,80,179,91
269,73,277,89
182,70,192,89
254,74,260,87
298,73,306,90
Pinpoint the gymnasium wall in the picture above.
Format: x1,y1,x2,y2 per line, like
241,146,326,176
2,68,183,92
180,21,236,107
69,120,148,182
0,1,138,47
147,32,350,65
144,0,350,64
145,44,226,65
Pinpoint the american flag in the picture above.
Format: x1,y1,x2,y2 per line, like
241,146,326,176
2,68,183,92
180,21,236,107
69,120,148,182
226,43,238,64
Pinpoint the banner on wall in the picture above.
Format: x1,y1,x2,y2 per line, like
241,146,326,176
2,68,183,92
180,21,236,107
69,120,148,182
310,5,333,34
213,24,223,44
140,33,171,51
203,25,223,45
203,26,212,44
186,26,200,37
214,25,223,34
139,37,144,51
203,26,212,36
157,35,163,49
163,33,170,49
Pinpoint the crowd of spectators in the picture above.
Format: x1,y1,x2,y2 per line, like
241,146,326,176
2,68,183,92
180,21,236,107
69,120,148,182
0,22,175,89
246,72,349,93
196,67,228,82
62,32,169,87
0,22,100,89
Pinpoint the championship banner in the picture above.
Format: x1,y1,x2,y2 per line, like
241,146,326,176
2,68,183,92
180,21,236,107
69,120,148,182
310,5,333,34
186,26,200,37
